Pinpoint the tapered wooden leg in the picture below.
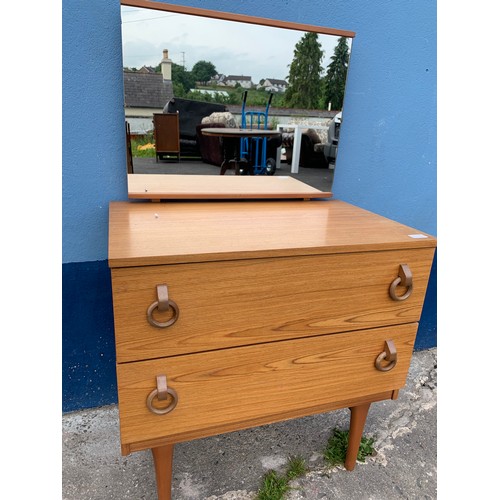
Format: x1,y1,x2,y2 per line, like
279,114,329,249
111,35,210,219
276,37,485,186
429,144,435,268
152,444,174,500
345,402,371,471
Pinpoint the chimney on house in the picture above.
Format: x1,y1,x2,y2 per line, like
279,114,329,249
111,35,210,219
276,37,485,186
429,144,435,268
161,49,172,81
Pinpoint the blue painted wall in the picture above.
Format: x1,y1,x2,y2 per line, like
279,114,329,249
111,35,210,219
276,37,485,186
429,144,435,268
62,0,436,412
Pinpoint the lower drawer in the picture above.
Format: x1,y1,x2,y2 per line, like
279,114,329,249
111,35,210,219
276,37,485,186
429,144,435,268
116,323,417,452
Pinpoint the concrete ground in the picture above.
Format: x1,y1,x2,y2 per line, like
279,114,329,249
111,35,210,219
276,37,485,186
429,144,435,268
62,348,436,500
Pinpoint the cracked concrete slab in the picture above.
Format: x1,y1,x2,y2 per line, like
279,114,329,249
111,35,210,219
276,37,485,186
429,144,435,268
62,348,436,499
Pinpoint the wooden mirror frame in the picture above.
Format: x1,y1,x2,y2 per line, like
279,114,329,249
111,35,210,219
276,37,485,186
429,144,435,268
122,0,356,200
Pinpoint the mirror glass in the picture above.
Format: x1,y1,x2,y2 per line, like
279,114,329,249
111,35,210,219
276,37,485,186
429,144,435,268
121,2,353,195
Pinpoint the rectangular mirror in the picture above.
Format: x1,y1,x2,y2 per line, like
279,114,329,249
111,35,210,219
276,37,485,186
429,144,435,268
121,1,355,199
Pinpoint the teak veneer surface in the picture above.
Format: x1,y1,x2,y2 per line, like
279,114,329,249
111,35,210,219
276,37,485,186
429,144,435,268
200,128,281,138
108,200,436,267
116,323,417,451
127,174,332,200
112,248,434,362
121,1,356,38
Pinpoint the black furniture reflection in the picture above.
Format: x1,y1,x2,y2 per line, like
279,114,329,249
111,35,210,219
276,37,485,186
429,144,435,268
163,98,227,158
282,130,329,169
196,123,227,166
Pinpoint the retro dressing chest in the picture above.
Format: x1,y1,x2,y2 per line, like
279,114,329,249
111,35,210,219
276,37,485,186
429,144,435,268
108,199,436,499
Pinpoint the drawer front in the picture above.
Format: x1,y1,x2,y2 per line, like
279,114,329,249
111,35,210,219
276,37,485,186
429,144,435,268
111,248,434,363
116,323,417,450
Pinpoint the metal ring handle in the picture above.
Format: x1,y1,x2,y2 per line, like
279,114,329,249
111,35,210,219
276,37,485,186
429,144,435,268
389,276,413,301
147,299,179,328
146,387,178,415
375,351,397,372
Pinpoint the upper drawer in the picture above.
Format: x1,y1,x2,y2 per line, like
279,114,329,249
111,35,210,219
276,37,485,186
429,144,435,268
111,248,434,363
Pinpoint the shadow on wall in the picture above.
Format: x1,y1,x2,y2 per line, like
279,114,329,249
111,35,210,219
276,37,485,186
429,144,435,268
414,251,437,351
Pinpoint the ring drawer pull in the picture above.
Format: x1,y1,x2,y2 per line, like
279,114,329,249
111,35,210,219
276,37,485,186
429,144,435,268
375,339,398,372
389,264,413,301
146,375,178,415
147,284,179,328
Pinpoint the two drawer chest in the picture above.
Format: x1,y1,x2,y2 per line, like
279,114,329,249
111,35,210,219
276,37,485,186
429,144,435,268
108,199,436,499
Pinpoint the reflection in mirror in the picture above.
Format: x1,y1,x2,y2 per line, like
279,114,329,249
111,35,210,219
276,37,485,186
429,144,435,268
121,2,353,194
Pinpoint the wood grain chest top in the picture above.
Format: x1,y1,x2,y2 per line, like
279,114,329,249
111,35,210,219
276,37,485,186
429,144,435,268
108,200,436,267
